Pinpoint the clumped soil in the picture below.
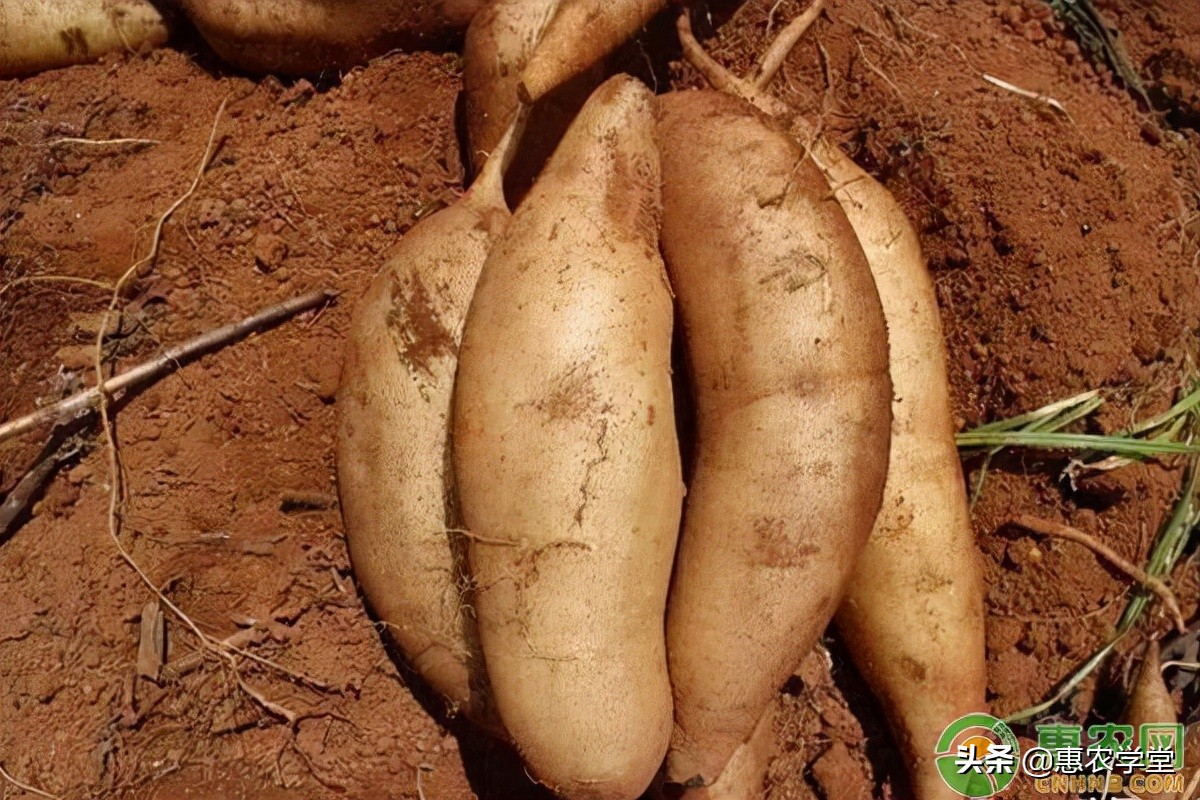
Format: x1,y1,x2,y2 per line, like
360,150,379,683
2,1,1198,798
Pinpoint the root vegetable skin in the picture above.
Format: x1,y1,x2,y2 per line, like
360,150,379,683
454,75,682,800
0,0,168,78
1124,643,1180,800
336,123,513,731
656,89,892,787
822,127,986,800
518,0,667,102
1125,643,1176,731
463,0,597,199
674,16,988,799
780,60,987,800
464,0,560,173
679,705,777,800
176,0,486,75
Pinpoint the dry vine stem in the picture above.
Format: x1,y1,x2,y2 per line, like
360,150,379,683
0,437,84,533
46,137,159,148
1011,515,1187,633
0,290,336,443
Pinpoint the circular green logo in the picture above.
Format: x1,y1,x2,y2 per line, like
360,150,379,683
935,713,1021,798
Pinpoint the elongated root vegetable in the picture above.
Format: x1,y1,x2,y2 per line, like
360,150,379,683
518,0,667,103
463,0,597,198
1125,643,1179,800
675,10,986,800
679,705,778,800
824,148,986,800
1126,643,1175,729
0,0,168,77
464,0,559,172
656,88,892,787
175,0,486,75
454,75,681,800
336,119,522,733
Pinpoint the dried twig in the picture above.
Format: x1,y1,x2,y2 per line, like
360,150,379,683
982,73,1072,120
161,627,263,681
1011,515,1187,633
46,137,159,148
0,290,335,443
0,762,58,800
0,437,84,535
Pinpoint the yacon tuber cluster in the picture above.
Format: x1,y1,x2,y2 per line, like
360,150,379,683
336,2,988,800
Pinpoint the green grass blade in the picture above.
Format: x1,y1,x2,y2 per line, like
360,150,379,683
1037,396,1106,434
955,431,1200,456
969,390,1102,434
1115,456,1197,634
1130,386,1200,437
967,393,1106,506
